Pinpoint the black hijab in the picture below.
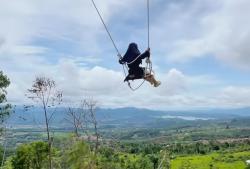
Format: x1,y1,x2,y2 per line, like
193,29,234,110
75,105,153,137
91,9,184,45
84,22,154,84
122,43,141,63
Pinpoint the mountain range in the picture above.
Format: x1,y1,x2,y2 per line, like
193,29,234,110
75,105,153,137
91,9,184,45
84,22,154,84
6,106,250,129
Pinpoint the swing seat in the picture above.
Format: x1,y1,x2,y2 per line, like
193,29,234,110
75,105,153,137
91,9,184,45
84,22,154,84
124,74,143,82
124,67,146,82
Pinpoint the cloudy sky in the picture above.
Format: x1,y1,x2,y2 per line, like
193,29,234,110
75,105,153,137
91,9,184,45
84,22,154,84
1,0,250,110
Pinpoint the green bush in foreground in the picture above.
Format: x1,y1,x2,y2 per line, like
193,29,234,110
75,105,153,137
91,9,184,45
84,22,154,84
11,141,49,169
2,138,250,169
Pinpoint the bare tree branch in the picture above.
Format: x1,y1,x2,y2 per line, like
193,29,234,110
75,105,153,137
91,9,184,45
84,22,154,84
27,77,62,169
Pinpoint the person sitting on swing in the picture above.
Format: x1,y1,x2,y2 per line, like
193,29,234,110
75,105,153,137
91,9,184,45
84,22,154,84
119,42,161,87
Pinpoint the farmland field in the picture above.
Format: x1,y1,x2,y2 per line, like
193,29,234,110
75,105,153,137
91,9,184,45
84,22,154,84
171,151,250,169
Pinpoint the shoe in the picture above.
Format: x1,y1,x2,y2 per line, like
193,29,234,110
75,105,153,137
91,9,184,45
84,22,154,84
154,81,161,87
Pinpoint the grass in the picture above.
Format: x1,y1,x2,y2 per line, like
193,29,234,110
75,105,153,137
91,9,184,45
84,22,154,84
171,151,250,169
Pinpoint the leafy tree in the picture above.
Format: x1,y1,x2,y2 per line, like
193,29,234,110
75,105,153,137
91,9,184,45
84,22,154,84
98,147,115,162
2,157,13,169
136,157,153,169
12,141,49,169
149,154,159,169
0,71,12,167
62,140,94,169
0,71,11,125
0,145,3,165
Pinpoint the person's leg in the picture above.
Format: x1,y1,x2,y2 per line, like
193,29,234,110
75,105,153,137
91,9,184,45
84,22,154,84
142,67,161,87
153,75,161,87
143,67,154,85
144,74,154,85
144,74,161,87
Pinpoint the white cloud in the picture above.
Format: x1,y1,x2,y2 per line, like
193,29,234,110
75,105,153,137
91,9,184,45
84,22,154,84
152,0,250,70
1,0,250,110
3,56,125,105
3,53,250,109
2,52,189,109
2,0,250,70
155,68,188,96
0,0,139,57
215,86,250,107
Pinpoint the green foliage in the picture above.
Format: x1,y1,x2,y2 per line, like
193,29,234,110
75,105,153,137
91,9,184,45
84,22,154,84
96,146,154,169
2,157,14,169
171,151,250,169
3,136,250,169
11,141,49,169
0,71,11,124
67,141,93,169
0,145,3,165
2,112,250,169
57,139,153,169
59,139,95,169
148,154,159,169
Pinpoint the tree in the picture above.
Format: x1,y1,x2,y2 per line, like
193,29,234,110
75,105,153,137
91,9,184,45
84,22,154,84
149,154,159,169
0,71,11,125
81,99,99,153
0,71,13,169
0,145,3,165
65,107,83,138
66,98,100,153
27,77,62,169
157,149,171,169
2,156,13,169
12,141,49,169
60,138,97,169
136,157,153,169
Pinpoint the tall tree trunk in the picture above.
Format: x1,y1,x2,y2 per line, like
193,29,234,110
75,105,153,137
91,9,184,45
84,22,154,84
43,102,52,169
94,120,99,154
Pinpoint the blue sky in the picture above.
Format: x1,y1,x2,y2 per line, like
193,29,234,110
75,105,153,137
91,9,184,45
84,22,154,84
1,0,250,110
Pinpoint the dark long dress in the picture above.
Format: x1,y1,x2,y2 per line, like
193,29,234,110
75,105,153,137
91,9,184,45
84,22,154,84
119,43,150,81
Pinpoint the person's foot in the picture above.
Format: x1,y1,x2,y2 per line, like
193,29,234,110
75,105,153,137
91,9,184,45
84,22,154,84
154,81,161,87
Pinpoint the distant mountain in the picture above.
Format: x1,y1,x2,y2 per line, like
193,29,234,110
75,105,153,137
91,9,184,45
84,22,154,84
6,106,250,128
177,107,250,118
7,106,165,128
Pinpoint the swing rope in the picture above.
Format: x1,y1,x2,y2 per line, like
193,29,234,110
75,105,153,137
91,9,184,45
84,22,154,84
90,0,121,57
90,0,152,91
147,0,150,49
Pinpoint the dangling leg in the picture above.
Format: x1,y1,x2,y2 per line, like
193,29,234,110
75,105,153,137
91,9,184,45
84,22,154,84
142,67,161,87
144,74,161,87
152,75,161,87
144,74,154,85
